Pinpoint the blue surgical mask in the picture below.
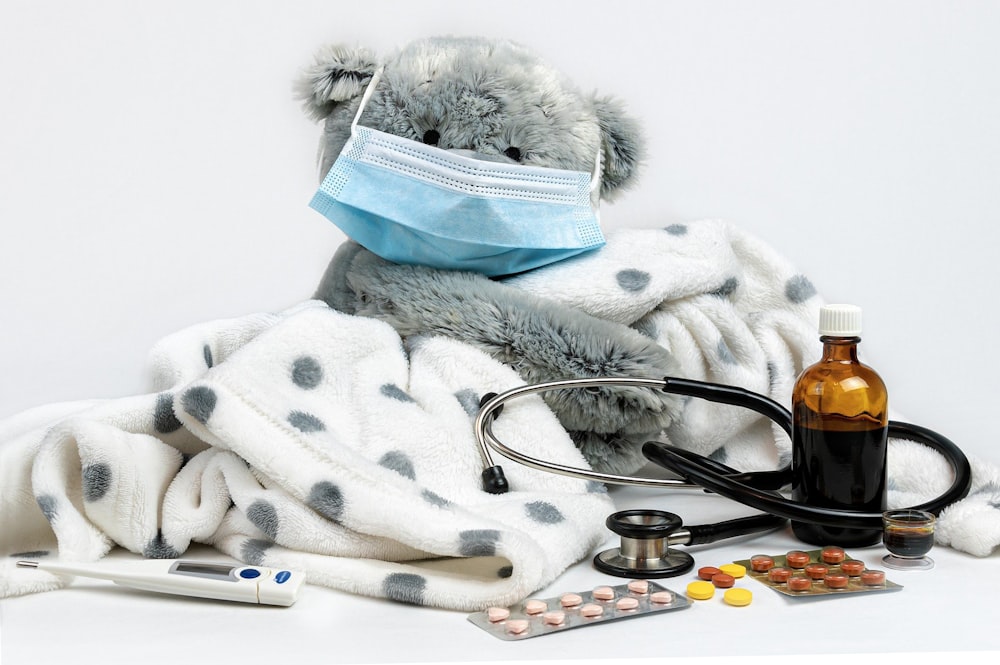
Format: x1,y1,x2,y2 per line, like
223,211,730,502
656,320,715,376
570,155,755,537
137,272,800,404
309,68,605,277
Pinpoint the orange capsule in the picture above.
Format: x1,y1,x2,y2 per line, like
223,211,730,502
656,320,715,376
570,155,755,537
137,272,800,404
785,551,811,569
804,563,829,580
711,573,736,588
839,560,866,576
767,566,793,583
824,573,850,589
861,569,886,586
788,576,812,592
821,546,846,564
750,555,775,572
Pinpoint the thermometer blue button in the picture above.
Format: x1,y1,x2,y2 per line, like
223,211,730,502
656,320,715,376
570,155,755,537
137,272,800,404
239,568,262,580
275,571,292,584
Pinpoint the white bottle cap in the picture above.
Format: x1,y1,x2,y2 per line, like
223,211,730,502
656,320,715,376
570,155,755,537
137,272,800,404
818,304,862,337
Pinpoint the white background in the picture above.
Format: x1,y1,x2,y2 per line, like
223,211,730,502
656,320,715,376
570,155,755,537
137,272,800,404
2,1,998,663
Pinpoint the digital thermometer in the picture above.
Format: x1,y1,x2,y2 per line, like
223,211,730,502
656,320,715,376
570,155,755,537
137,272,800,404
16,559,305,606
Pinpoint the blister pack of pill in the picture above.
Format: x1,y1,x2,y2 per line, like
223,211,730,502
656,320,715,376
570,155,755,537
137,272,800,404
467,579,690,641
734,546,902,598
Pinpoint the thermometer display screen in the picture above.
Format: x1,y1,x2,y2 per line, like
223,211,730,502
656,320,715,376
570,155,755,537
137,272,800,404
169,561,238,581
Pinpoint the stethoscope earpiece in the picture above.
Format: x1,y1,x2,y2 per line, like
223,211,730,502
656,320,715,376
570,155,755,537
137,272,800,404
593,509,696,579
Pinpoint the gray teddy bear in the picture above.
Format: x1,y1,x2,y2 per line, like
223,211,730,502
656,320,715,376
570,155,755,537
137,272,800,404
296,36,686,475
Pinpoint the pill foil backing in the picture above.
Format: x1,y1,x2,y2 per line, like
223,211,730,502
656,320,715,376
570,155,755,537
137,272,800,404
467,580,689,641
734,548,903,598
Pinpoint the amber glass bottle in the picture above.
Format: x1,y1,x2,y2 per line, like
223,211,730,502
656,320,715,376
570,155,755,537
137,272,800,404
791,304,888,547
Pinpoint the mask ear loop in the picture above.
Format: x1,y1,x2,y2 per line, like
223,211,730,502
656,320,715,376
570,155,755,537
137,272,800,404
588,145,604,209
350,66,385,132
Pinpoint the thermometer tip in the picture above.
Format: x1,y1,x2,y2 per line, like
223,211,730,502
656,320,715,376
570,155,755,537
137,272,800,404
15,561,40,569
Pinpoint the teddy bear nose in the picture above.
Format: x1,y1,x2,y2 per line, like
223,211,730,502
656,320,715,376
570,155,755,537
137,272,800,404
422,130,440,146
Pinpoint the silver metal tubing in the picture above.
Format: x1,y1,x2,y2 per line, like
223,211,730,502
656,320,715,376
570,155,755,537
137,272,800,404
474,377,701,490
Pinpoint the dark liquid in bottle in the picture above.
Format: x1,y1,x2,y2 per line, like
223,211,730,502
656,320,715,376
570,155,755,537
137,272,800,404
884,527,934,557
791,425,887,547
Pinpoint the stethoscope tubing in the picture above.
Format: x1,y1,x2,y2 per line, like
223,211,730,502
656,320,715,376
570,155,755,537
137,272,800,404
475,377,703,491
475,376,973,528
644,421,972,529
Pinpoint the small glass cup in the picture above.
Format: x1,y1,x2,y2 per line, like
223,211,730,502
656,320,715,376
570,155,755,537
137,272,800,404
882,509,936,571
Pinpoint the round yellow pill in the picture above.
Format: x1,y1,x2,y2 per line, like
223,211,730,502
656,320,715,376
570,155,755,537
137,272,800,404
723,588,753,607
686,580,715,600
719,563,747,579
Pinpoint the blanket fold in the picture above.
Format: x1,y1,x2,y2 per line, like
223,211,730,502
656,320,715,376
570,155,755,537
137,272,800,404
1,302,613,609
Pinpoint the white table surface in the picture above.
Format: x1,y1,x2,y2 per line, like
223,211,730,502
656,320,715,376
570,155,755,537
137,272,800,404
3,2,1000,664
3,472,998,665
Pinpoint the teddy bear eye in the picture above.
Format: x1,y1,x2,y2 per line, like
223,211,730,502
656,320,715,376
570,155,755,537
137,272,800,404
504,146,522,162
422,130,440,146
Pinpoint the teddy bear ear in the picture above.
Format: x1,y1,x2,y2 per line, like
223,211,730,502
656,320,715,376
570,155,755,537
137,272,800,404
593,95,646,200
295,45,379,121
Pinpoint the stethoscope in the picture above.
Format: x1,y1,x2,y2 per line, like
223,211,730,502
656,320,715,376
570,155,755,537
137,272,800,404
474,376,972,578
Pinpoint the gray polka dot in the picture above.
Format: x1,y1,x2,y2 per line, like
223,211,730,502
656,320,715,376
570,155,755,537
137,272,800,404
403,336,427,354
288,411,326,432
82,463,112,502
36,495,57,522
241,538,273,565
378,451,415,480
421,489,450,507
247,500,280,540
616,269,651,293
633,317,659,340
709,446,729,465
497,565,513,578
785,275,817,303
454,389,481,416
710,277,739,298
181,386,217,424
382,572,427,605
203,344,214,368
717,338,737,365
665,224,688,235
380,383,415,403
459,529,501,557
143,530,180,559
291,356,323,389
9,550,50,559
973,481,1000,497
307,481,345,523
525,501,564,524
153,392,183,434
586,480,608,494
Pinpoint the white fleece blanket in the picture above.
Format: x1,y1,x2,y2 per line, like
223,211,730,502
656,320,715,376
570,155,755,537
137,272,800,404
3,223,998,612
0,301,613,610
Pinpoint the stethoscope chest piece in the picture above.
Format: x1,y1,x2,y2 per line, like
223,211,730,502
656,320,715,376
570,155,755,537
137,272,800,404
593,509,695,579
